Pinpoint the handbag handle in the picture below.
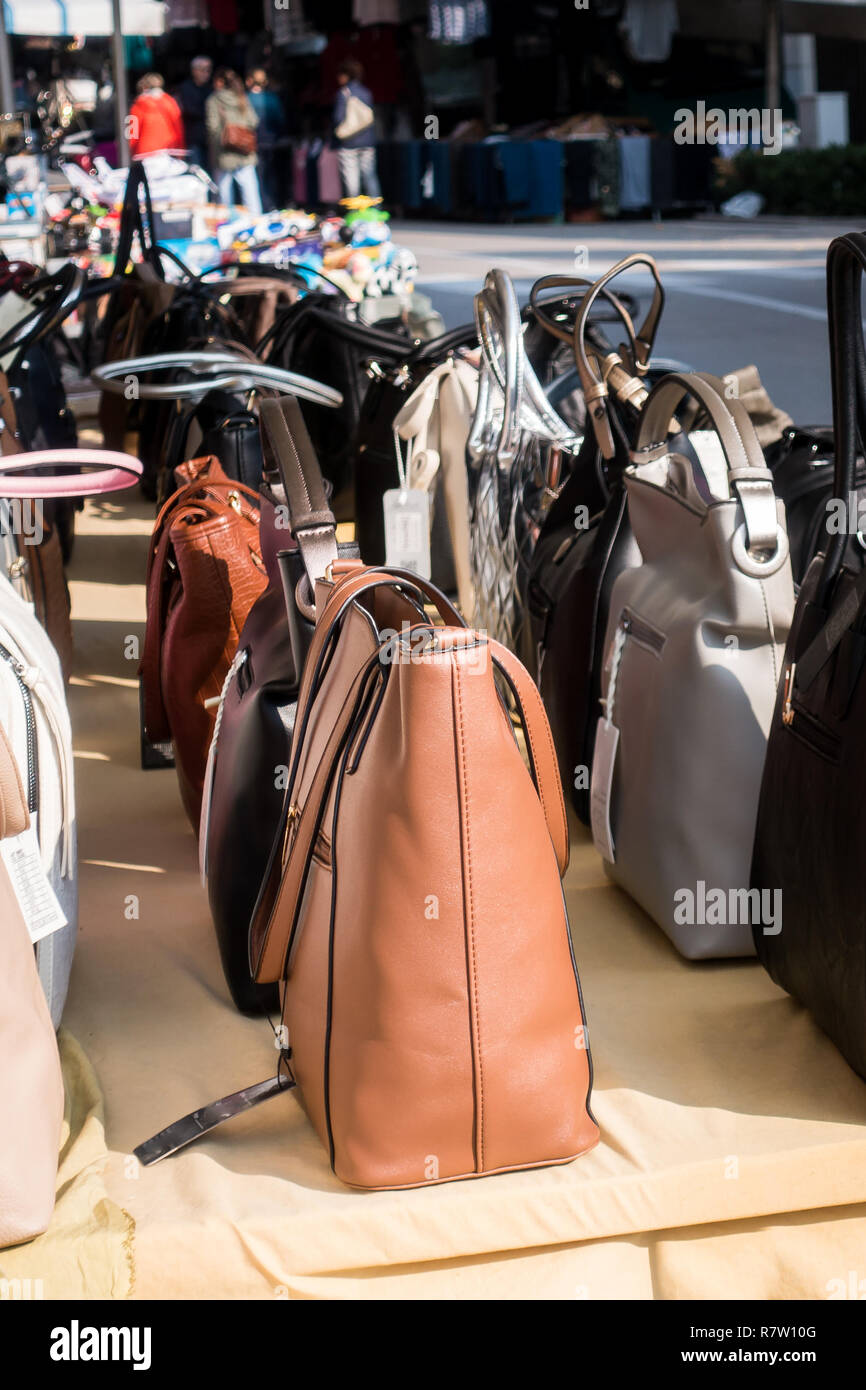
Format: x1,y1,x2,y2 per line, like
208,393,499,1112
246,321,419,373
249,564,467,977
474,269,579,457
0,263,86,359
259,396,338,622
249,591,568,984
113,159,159,279
818,232,866,602
529,275,639,352
474,269,524,463
574,254,665,459
633,371,787,570
92,351,344,408
0,448,142,498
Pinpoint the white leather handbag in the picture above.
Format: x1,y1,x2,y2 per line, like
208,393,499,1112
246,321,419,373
392,356,478,617
0,447,142,1023
0,718,63,1249
590,372,795,959
0,571,77,1025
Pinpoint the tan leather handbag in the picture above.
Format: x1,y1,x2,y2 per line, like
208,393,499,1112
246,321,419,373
140,456,268,828
137,564,599,1188
0,720,63,1248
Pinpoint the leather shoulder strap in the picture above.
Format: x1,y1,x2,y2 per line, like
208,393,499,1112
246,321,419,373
489,639,569,877
259,396,338,615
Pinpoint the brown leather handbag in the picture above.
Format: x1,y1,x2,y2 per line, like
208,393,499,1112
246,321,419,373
222,123,257,156
140,456,268,828
137,565,599,1189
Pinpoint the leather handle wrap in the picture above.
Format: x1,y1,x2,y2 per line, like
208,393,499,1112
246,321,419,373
259,395,337,606
574,253,665,460
820,231,866,599
633,371,780,554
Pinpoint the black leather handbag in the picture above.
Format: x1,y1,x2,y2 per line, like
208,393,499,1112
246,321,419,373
352,322,477,588
522,255,665,822
751,230,866,1078
161,385,264,496
263,293,472,521
765,423,866,584
200,396,359,1014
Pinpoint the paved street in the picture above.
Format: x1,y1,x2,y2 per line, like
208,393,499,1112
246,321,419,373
399,215,865,425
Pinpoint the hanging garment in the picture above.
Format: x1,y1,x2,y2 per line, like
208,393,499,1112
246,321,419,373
166,0,207,25
317,145,343,204
618,135,652,211
293,141,309,205
353,0,400,22
429,0,490,44
620,0,679,64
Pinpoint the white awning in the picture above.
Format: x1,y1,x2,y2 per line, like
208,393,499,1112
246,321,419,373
2,0,166,35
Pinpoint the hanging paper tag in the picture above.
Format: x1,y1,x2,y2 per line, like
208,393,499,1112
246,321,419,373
383,488,431,579
0,824,68,944
590,719,619,864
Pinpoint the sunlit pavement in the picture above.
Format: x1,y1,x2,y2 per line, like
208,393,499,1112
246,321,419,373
399,215,865,424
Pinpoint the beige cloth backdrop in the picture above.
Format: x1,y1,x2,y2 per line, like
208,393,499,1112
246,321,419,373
10,493,866,1300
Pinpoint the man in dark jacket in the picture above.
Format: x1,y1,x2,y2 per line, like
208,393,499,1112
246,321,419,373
332,58,381,200
177,55,213,171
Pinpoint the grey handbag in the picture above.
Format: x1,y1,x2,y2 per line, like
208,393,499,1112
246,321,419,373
467,269,581,651
590,372,795,959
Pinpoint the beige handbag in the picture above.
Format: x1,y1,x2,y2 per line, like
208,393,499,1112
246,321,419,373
137,564,598,1187
335,92,375,142
392,356,478,616
0,720,63,1249
590,372,795,959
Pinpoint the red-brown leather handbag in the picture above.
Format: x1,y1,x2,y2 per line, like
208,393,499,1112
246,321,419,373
137,563,599,1188
140,456,268,828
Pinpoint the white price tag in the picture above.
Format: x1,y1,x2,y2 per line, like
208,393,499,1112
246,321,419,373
383,488,431,579
589,719,619,864
0,824,67,945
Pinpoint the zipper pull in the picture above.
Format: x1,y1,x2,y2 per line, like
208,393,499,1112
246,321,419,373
781,663,796,726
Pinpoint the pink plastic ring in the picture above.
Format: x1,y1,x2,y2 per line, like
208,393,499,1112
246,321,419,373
0,449,143,498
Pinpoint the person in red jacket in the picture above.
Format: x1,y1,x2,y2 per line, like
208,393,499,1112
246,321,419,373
128,73,185,158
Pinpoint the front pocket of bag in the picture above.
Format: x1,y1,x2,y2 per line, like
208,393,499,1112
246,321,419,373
784,701,841,764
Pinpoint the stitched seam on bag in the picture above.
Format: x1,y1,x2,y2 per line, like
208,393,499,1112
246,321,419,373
454,658,484,1172
756,577,780,695
518,666,567,865
273,408,312,512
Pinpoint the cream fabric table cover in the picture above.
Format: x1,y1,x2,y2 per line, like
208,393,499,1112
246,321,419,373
9,495,866,1300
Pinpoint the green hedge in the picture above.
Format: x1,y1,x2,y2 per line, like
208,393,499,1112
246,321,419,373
717,145,866,216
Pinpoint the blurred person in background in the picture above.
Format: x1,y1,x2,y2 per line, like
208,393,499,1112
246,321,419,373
206,68,262,215
178,55,213,170
333,58,381,200
245,68,286,211
128,73,184,158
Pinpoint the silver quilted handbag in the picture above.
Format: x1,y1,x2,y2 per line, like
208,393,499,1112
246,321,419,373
467,270,581,651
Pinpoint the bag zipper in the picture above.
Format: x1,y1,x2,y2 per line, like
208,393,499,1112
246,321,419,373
620,608,666,656
0,641,38,812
